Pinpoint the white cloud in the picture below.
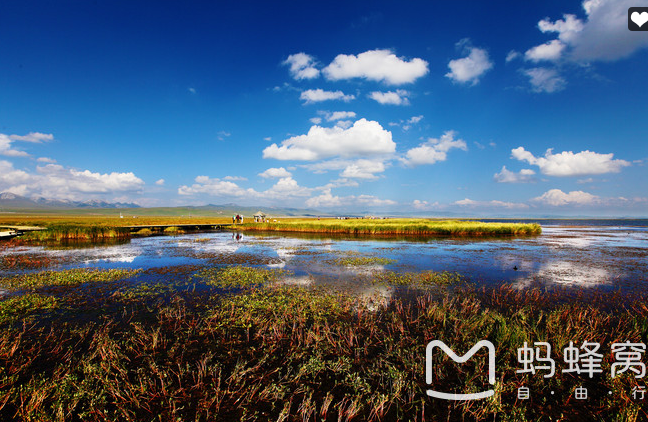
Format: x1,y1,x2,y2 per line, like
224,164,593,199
155,179,165,186
412,199,440,210
305,189,396,208
0,160,145,201
263,119,396,161
506,50,521,62
188,87,197,94
407,115,423,125
0,134,30,157
259,167,292,179
300,89,355,104
402,130,467,166
538,13,584,43
178,175,311,202
335,120,353,129
306,189,342,208
493,166,536,183
445,41,493,85
283,53,320,80
217,131,231,141
340,159,386,179
178,177,252,197
301,158,388,180
532,189,599,206
223,175,248,181
310,117,322,125
264,137,272,142
323,111,356,121
356,195,397,207
524,39,566,62
9,132,54,143
37,157,56,163
511,147,631,176
322,49,429,85
523,67,566,93
454,198,529,209
524,1,648,66
36,164,145,197
368,90,410,105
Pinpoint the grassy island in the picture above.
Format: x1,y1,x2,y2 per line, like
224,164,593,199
235,218,541,237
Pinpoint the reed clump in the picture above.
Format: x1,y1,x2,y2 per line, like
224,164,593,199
21,223,131,241
237,218,541,237
0,284,644,421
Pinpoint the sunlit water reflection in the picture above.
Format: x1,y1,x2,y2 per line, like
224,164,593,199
2,222,646,291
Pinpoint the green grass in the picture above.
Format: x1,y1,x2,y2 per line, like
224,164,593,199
0,268,142,289
236,218,542,237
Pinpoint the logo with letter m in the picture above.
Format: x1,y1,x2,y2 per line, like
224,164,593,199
426,340,496,400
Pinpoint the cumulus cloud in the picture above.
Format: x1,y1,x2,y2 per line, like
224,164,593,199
301,158,387,180
178,175,310,200
368,90,410,105
300,89,355,104
263,119,396,161
445,40,493,85
532,189,599,206
511,147,631,176
305,189,396,208
0,134,30,157
283,53,320,80
223,176,248,181
402,130,467,166
339,159,386,179
310,117,322,125
493,166,536,183
37,157,56,163
259,167,292,179
322,49,429,85
523,68,566,93
519,0,648,74
178,177,253,197
155,179,165,186
306,189,342,208
524,39,566,62
555,0,648,61
0,160,145,201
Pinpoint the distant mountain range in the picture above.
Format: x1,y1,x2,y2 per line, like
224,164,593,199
0,192,140,210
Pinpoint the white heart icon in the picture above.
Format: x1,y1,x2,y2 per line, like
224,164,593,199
631,11,648,27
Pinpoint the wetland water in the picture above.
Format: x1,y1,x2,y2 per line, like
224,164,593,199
1,220,646,297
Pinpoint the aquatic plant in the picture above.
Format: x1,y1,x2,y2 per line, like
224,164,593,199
0,294,58,325
236,218,542,237
329,256,396,266
193,266,290,288
0,284,645,421
0,268,142,289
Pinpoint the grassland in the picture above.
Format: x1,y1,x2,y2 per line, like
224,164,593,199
0,273,644,421
237,218,542,236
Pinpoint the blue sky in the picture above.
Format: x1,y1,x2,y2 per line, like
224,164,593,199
1,0,647,216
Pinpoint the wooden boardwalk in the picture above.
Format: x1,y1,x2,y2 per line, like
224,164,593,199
124,223,233,232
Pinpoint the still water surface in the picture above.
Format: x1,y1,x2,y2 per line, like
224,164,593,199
2,221,646,294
